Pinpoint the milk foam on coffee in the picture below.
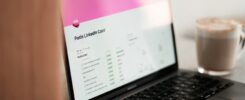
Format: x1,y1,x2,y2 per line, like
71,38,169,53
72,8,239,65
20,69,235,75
196,18,240,71
196,18,240,39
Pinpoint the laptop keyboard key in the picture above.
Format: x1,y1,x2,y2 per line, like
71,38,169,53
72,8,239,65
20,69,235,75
124,72,233,100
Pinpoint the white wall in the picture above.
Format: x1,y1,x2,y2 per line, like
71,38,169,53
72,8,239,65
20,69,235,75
172,0,245,35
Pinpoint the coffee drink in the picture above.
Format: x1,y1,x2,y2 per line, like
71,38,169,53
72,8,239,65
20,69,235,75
197,36,239,71
196,18,244,75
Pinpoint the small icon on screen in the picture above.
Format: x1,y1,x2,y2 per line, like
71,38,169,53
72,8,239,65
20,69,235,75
72,19,80,28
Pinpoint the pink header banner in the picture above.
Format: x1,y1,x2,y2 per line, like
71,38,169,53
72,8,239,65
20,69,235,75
62,0,158,26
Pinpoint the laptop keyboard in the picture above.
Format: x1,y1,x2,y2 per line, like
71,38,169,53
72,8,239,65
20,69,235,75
124,72,233,100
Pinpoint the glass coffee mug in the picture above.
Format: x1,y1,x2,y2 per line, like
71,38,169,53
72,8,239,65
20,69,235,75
196,18,245,76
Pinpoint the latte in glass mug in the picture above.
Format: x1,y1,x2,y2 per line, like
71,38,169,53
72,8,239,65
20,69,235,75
196,18,245,76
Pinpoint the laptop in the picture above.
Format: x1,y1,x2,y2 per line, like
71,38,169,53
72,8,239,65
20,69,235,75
62,0,245,100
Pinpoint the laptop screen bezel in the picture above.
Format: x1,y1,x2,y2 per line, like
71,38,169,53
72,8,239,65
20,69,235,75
62,2,179,99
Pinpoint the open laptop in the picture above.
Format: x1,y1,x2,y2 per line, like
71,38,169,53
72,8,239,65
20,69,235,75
62,0,245,100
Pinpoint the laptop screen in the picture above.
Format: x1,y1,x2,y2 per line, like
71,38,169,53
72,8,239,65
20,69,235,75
62,0,175,99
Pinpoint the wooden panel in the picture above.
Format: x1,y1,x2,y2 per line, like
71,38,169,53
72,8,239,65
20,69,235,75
0,0,64,100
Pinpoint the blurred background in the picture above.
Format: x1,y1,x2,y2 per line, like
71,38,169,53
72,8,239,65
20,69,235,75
173,0,245,36
172,0,245,83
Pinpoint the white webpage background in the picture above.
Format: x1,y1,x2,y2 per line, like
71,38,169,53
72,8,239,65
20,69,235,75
64,0,175,99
